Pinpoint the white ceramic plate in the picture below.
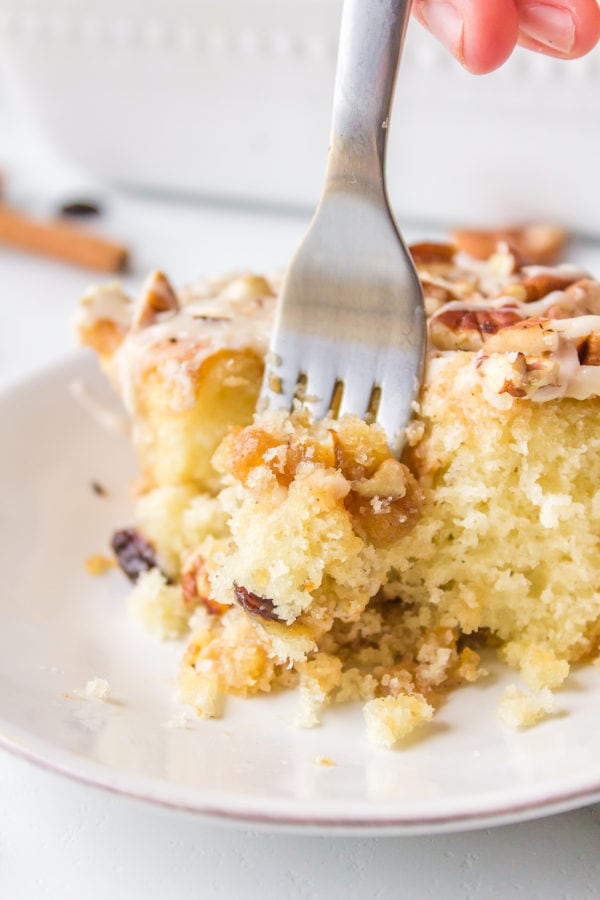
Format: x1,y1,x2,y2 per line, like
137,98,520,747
2,353,600,835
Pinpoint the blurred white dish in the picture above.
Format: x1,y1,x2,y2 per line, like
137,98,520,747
2,353,600,834
0,1,598,231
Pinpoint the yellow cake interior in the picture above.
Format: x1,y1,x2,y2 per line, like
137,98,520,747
75,234,600,746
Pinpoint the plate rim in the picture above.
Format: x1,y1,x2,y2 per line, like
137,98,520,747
3,720,600,835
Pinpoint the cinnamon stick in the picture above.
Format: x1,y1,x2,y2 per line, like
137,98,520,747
0,203,129,273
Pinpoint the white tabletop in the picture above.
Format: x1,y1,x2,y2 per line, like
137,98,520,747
2,99,600,900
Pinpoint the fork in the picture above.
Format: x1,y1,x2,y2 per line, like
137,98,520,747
260,0,426,452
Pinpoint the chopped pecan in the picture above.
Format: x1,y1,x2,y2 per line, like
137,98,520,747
476,352,528,397
421,278,459,316
515,224,568,265
224,427,336,488
132,270,179,329
111,527,168,583
547,279,600,319
345,461,423,548
525,356,561,391
225,428,281,485
233,582,282,621
284,434,336,480
500,272,581,303
331,427,389,482
477,351,559,398
579,333,600,366
452,224,567,265
409,242,457,266
181,551,228,615
430,307,522,351
221,274,275,302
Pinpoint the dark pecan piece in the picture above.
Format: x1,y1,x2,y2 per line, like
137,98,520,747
111,527,167,583
233,582,282,621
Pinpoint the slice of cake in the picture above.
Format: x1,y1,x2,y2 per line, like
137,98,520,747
76,233,600,745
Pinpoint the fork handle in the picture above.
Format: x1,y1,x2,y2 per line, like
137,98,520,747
326,0,412,196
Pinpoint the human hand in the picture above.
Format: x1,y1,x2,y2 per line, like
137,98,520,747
412,0,600,73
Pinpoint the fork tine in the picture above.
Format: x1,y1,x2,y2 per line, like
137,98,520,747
336,373,375,421
303,350,340,420
375,351,422,450
264,328,310,410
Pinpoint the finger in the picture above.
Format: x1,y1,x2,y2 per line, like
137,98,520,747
413,0,521,74
516,0,600,59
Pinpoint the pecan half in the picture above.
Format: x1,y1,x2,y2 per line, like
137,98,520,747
181,551,228,615
482,317,559,357
233,582,282,621
111,527,167,583
430,307,522,351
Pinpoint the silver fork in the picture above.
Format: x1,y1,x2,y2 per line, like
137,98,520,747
260,0,425,452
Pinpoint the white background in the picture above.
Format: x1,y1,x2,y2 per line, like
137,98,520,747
1,82,600,900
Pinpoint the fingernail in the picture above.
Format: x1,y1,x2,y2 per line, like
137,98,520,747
419,1,464,58
519,3,575,53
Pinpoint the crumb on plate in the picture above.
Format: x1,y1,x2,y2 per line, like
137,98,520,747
497,685,556,729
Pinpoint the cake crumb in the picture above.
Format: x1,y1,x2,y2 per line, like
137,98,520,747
84,553,116,576
497,685,555,729
162,710,194,730
128,567,188,639
315,756,336,767
296,654,343,728
519,647,569,692
75,677,112,702
363,694,434,748
405,419,426,446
